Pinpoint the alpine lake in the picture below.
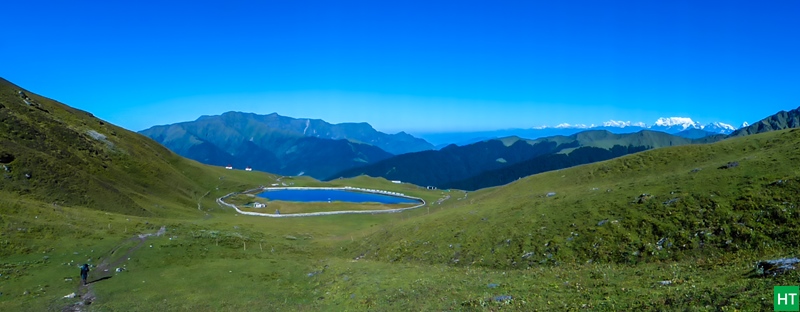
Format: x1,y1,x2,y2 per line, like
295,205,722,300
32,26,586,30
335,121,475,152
231,188,423,214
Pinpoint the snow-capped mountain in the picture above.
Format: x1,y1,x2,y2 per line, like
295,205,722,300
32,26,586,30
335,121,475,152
602,120,647,128
702,122,737,134
653,117,701,130
554,123,591,129
555,117,739,135
419,117,745,147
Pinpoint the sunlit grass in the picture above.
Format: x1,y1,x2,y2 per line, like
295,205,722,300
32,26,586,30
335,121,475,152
3,77,800,310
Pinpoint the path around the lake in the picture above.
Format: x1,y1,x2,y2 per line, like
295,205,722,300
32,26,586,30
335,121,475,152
216,187,426,218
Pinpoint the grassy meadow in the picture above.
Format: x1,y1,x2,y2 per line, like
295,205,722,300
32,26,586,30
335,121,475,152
2,79,800,311
1,129,798,311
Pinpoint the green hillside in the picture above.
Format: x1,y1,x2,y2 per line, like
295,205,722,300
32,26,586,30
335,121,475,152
444,144,648,190
351,127,800,267
0,78,278,217
338,128,800,309
2,78,799,311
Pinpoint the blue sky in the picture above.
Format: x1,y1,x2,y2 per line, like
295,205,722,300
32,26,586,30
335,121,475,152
2,0,798,133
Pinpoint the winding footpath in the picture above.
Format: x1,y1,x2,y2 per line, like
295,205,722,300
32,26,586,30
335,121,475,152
62,226,167,311
217,187,427,218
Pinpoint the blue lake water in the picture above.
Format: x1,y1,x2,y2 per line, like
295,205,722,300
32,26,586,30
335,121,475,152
258,189,419,204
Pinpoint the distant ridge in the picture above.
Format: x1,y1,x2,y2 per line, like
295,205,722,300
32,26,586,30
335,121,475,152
418,117,740,146
139,112,433,179
333,106,800,191
542,117,737,134
330,130,717,190
728,106,800,137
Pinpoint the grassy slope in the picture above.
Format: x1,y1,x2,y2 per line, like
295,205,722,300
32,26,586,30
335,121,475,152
2,78,800,311
343,128,800,309
527,129,697,151
83,129,800,311
574,130,698,149
0,77,285,218
0,78,443,311
354,129,800,267
443,144,650,190
0,174,447,311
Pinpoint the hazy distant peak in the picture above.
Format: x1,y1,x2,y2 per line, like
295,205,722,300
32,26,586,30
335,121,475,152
702,122,736,132
540,118,734,132
220,111,252,116
555,123,591,129
706,121,734,128
141,111,435,157
195,114,215,121
602,120,646,128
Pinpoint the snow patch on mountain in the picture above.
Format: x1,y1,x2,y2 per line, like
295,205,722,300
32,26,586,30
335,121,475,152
653,117,701,130
702,122,736,133
602,120,647,128
534,117,739,135
706,122,734,129
555,123,591,129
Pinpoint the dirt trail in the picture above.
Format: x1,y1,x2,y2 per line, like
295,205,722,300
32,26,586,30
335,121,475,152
61,226,166,312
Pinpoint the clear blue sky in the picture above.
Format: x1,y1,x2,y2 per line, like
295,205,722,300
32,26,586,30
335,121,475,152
2,0,798,133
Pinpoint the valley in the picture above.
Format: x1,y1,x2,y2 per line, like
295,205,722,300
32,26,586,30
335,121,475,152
1,78,799,311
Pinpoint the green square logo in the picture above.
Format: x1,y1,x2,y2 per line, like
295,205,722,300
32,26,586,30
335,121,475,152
775,286,800,311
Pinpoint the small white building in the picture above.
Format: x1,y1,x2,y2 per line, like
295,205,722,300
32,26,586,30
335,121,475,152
391,180,402,184
245,167,253,171
225,165,233,170
254,202,266,208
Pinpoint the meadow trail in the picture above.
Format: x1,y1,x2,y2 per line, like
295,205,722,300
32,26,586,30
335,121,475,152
60,226,166,312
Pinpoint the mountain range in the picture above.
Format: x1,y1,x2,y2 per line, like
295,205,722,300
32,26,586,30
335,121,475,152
330,130,724,190
139,108,799,191
335,109,798,190
139,112,433,179
417,117,741,147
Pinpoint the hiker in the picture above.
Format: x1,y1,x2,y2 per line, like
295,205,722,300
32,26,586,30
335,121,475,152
80,264,90,285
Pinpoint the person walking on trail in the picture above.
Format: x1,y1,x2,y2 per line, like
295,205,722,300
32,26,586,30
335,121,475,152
80,264,90,285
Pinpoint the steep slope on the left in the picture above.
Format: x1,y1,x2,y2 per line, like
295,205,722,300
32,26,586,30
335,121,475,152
0,78,268,217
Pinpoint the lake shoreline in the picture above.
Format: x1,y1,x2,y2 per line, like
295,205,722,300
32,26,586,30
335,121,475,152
257,187,420,204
